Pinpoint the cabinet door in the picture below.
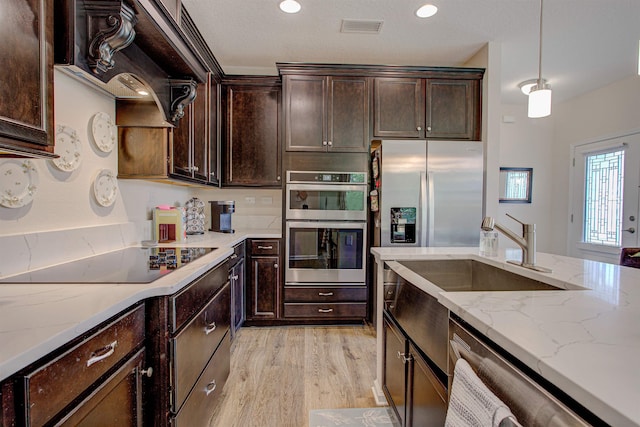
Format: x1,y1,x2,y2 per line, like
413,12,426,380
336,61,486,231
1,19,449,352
426,79,480,140
328,77,369,152
192,80,209,182
383,317,407,427
231,257,245,338
0,0,54,156
172,81,208,182
248,255,279,320
284,75,326,151
56,349,145,427
407,342,447,427
374,78,424,138
224,85,281,186
208,75,221,185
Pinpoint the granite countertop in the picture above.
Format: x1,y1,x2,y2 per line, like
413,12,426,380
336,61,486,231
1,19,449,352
371,247,640,427
0,229,280,382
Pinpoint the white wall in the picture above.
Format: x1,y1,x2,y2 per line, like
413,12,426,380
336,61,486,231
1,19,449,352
498,104,554,252
0,70,281,240
496,75,640,256
550,75,640,256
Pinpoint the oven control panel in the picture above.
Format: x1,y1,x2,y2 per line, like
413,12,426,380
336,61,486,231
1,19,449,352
287,171,366,184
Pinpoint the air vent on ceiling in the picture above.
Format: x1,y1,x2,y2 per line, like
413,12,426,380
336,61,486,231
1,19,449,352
340,19,384,34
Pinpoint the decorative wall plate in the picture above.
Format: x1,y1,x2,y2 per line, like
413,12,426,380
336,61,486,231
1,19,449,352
93,169,118,207
0,160,39,208
90,112,116,153
52,125,82,171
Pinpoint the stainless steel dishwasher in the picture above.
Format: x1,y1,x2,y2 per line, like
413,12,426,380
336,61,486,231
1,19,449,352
449,316,600,426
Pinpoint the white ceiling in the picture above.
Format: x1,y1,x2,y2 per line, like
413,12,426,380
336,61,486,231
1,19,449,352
181,0,640,105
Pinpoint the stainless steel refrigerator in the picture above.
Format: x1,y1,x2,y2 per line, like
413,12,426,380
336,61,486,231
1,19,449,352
371,139,484,247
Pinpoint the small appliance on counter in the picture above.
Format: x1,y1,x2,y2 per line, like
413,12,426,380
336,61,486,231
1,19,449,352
209,200,235,233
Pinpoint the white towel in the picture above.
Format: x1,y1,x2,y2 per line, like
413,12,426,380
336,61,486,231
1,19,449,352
445,358,520,427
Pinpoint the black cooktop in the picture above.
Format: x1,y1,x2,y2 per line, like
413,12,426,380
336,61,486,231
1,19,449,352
0,247,217,284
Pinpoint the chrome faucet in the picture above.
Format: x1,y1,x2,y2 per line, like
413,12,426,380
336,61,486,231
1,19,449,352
481,214,552,273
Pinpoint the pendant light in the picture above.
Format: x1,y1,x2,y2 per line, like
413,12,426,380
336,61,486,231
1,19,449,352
528,0,552,118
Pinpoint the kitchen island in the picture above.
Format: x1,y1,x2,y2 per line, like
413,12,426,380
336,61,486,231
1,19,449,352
371,247,640,427
0,228,280,383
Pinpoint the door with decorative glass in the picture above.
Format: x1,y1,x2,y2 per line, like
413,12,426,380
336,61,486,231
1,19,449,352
569,132,640,263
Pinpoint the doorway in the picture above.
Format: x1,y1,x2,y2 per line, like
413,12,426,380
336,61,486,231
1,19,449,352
569,132,640,263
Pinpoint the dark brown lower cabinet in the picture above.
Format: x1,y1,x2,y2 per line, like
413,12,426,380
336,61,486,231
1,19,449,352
383,314,447,427
230,242,246,338
146,260,231,426
55,349,146,426
246,239,280,321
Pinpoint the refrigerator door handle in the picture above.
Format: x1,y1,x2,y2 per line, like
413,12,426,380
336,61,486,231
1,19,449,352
427,172,435,246
420,171,428,246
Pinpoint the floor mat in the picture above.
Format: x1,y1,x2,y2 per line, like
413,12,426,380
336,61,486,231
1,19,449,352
309,407,399,427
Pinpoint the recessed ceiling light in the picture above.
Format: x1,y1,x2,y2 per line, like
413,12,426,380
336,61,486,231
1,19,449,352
279,0,301,14
416,4,438,18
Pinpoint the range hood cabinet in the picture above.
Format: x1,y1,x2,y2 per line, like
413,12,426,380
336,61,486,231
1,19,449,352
55,0,208,123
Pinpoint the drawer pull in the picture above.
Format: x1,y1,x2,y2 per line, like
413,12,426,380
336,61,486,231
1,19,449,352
142,367,154,378
318,308,333,313
232,274,239,280
86,340,117,367
230,253,238,259
318,292,334,296
205,380,217,396
204,322,217,335
257,245,273,250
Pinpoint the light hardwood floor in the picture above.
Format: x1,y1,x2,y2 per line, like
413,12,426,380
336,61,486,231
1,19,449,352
208,325,379,427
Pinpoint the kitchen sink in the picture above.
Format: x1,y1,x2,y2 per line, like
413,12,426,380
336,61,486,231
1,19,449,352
396,259,570,291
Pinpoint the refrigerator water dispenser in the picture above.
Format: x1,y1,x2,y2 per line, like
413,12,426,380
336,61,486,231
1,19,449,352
390,207,416,243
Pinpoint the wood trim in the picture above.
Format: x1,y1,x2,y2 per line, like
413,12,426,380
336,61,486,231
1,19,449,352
277,62,485,80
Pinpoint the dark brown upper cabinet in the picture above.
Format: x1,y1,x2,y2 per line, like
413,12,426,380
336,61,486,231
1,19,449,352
171,78,210,183
221,78,281,187
374,74,482,141
374,78,424,139
0,0,56,158
283,75,369,153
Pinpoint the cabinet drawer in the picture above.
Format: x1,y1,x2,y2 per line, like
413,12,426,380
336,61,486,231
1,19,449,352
284,286,367,303
24,305,145,427
250,239,279,256
171,260,229,332
284,303,367,318
55,349,145,426
172,283,230,411
173,333,231,427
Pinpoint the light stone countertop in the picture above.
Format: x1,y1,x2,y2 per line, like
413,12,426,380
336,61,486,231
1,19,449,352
0,229,280,382
370,247,640,427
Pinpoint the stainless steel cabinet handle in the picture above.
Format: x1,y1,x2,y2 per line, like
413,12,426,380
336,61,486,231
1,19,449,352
322,141,328,146
141,367,153,378
232,274,239,280
210,172,215,177
396,351,411,364
416,126,422,131
205,380,217,396
318,308,333,313
257,245,273,250
230,254,238,259
427,126,432,132
192,166,199,172
277,176,281,181
328,141,333,146
623,227,636,233
318,292,334,296
274,263,278,269
87,340,118,367
204,322,217,335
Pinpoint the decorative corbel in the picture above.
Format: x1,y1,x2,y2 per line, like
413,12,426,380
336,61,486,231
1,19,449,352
85,1,138,74
170,79,198,122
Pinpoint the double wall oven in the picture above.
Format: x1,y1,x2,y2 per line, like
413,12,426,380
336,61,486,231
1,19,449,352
285,171,368,289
